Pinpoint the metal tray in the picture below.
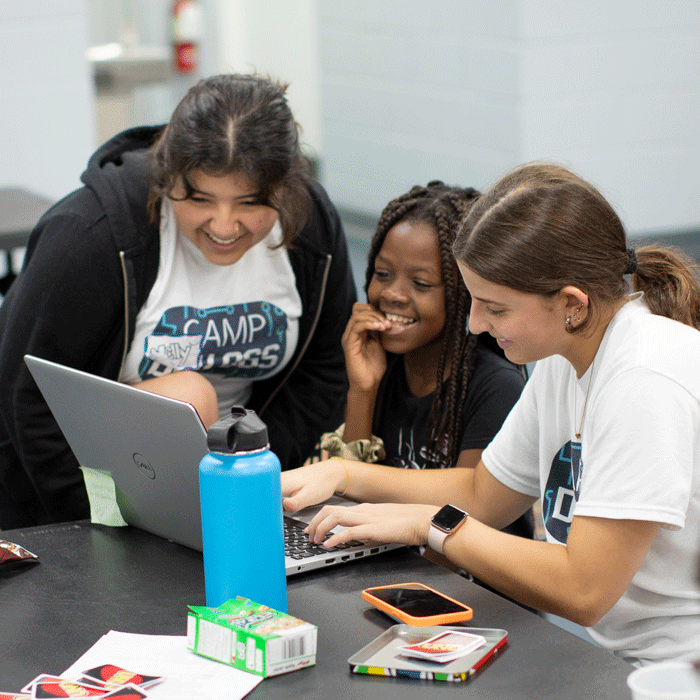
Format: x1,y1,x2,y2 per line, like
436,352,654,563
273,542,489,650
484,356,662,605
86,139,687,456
348,624,508,682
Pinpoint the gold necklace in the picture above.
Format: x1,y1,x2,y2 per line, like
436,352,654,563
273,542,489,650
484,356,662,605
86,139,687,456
574,359,595,440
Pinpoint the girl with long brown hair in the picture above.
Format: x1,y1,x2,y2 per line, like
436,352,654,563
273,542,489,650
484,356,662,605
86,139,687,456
282,163,700,666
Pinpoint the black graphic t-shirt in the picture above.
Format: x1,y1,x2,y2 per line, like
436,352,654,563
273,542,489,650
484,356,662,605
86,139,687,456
377,341,534,539
377,341,525,469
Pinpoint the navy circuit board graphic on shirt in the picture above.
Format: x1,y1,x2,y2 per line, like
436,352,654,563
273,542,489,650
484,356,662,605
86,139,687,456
138,302,288,380
543,440,583,543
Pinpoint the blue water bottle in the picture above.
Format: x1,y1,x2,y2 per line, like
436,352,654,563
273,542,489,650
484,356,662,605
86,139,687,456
198,406,287,612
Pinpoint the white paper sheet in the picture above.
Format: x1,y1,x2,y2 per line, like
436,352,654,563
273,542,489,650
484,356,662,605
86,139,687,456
61,631,263,700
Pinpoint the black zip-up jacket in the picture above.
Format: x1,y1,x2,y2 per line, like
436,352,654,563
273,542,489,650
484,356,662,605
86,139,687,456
0,127,356,528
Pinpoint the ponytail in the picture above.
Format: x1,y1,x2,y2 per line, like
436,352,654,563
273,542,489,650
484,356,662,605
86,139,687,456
454,162,700,334
632,245,700,331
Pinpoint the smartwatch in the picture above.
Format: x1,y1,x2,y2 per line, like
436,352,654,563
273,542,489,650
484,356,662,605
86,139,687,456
428,504,468,554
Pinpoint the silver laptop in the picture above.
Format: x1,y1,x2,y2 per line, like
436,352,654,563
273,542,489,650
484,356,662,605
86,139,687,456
24,355,401,576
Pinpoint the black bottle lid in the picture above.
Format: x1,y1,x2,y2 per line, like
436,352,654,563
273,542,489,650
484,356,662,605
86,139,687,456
206,405,269,453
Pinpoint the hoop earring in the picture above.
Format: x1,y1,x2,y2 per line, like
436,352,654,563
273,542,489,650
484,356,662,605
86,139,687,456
567,309,583,330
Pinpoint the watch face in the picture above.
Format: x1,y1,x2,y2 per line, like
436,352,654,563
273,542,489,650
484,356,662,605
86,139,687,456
433,504,467,532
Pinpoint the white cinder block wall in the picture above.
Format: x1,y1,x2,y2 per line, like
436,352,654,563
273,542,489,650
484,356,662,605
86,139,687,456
318,0,700,236
318,1,522,218
2,0,697,237
0,0,96,201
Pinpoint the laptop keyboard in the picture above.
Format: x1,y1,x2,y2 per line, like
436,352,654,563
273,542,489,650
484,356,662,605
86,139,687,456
284,516,364,560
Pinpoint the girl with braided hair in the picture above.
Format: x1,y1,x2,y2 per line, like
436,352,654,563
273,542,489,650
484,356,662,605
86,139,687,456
321,181,532,539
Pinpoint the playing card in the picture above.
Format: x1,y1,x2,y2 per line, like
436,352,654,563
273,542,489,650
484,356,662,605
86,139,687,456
98,686,146,700
399,631,486,663
81,666,161,690
26,675,108,698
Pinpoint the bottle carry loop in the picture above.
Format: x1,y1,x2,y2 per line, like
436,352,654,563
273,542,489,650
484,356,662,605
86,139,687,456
206,405,270,453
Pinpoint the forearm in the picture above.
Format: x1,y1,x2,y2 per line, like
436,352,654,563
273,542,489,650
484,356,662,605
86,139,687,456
442,520,581,620
340,457,532,531
342,387,378,442
340,459,474,508
439,515,658,626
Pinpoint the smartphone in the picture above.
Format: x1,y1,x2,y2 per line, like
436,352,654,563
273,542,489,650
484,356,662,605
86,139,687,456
362,582,473,626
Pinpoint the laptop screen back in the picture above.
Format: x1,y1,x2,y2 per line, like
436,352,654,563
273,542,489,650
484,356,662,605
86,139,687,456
24,355,207,550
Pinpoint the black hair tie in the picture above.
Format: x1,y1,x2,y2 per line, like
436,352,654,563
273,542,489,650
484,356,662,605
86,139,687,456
625,248,637,275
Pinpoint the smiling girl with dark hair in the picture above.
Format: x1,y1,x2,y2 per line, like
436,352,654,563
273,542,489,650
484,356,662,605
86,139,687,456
0,73,355,529
319,181,532,539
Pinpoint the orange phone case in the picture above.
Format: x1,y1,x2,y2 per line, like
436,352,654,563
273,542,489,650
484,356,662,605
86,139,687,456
362,582,473,627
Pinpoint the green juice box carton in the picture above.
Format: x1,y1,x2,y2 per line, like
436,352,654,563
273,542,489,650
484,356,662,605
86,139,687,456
187,597,317,677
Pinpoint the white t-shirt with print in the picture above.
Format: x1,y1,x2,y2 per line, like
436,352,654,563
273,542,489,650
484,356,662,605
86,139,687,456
119,199,301,418
482,296,700,665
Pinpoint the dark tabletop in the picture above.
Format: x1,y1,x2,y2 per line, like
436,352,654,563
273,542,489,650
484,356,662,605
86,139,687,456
0,521,633,698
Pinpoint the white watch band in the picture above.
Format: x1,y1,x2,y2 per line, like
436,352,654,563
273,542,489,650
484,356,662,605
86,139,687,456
428,525,450,554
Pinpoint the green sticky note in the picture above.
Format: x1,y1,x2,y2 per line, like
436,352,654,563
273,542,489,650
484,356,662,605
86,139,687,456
80,466,127,527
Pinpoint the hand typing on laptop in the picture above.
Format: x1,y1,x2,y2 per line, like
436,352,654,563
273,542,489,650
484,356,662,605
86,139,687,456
306,502,438,551
281,458,438,550
281,458,349,515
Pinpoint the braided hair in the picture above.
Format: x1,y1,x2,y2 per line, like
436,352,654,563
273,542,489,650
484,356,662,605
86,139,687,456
367,181,480,469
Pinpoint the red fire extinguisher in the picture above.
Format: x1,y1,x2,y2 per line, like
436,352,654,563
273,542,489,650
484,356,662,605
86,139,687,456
171,0,204,74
